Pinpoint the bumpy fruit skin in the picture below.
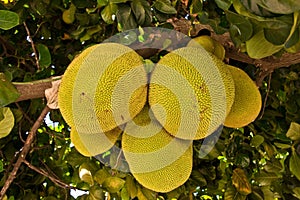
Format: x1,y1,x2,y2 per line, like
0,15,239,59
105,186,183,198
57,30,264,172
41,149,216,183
70,127,122,157
187,35,226,60
58,45,98,127
224,66,262,128
122,105,193,193
58,43,147,134
58,43,148,156
210,55,235,116
188,35,215,53
149,47,228,140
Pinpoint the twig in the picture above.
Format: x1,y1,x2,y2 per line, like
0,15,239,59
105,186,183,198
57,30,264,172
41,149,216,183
23,159,74,189
0,106,50,200
258,73,272,120
112,149,124,170
23,22,40,70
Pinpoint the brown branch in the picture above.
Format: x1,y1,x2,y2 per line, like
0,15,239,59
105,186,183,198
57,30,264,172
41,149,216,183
0,106,50,200
23,159,73,189
167,18,300,86
23,22,40,70
14,81,52,102
13,76,62,102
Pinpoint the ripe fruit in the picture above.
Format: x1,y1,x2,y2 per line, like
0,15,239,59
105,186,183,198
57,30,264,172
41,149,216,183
149,47,229,140
210,55,235,116
70,126,122,157
187,35,226,60
58,43,148,134
188,35,215,53
122,105,193,192
224,66,262,128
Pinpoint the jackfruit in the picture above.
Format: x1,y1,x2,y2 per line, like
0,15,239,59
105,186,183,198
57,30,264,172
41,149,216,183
187,35,226,60
224,66,262,128
122,105,193,192
58,43,148,135
188,35,215,53
210,55,235,116
148,47,228,140
70,126,122,157
58,45,98,127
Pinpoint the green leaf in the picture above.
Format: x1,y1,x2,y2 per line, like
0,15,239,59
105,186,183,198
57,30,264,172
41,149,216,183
248,189,264,200
250,135,265,148
274,142,292,149
37,44,51,69
232,168,252,195
224,186,247,200
97,0,108,7
79,163,94,186
286,122,300,141
62,3,76,24
215,0,232,10
246,30,283,59
0,10,19,30
153,0,177,14
261,186,275,200
121,187,130,200
233,0,291,28
102,177,125,193
264,159,283,173
257,0,300,14
0,107,15,139
0,73,20,107
285,28,299,49
116,5,137,31
101,3,118,24
293,187,300,198
190,0,203,14
89,185,104,200
264,26,290,45
0,160,3,173
94,168,111,185
125,175,138,199
131,0,151,25
226,11,253,44
191,170,207,186
110,0,128,3
255,170,280,186
289,150,300,181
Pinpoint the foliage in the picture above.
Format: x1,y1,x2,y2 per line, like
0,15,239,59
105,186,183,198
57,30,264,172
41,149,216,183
0,0,300,199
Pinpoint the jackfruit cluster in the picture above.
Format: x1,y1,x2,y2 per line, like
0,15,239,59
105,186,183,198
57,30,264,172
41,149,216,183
58,40,262,193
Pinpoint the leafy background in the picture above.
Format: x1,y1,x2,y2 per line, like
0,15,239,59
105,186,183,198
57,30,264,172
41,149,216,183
0,0,300,199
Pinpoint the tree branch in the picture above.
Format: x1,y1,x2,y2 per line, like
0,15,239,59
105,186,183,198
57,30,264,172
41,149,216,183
23,159,74,189
0,106,50,200
13,76,61,102
167,18,300,86
23,22,40,70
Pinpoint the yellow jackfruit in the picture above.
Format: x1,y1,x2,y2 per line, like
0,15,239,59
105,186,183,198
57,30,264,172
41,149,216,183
58,43,148,135
188,35,215,53
224,66,262,128
187,35,226,60
58,45,98,127
122,105,193,192
210,55,235,116
149,47,228,140
70,126,122,157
